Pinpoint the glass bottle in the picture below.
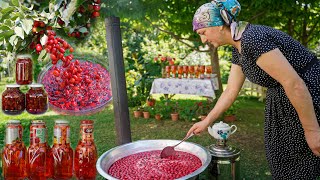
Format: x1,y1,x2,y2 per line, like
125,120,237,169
16,54,33,85
51,120,73,179
27,120,53,179
2,84,25,115
26,84,48,114
74,120,98,180
2,120,27,179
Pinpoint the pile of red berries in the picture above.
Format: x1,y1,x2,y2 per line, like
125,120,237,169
45,30,74,67
108,150,202,180
40,60,112,114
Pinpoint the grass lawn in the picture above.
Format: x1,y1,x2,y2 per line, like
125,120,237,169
0,78,271,179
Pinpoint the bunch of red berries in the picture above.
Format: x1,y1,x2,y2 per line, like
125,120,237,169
44,31,74,67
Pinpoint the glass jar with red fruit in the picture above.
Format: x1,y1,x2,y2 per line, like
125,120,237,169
26,84,48,114
2,84,25,115
27,120,53,179
2,120,27,179
74,120,98,180
51,120,73,180
16,54,33,85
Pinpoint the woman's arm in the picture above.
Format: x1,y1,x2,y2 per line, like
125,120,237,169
187,64,245,136
256,48,320,156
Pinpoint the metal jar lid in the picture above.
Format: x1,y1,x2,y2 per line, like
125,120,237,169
16,54,32,59
7,120,21,124
208,143,240,160
28,83,44,88
55,120,69,124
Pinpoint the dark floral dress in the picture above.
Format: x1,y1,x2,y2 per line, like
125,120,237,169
232,24,320,179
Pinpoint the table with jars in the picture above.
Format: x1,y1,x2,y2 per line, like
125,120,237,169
150,65,219,99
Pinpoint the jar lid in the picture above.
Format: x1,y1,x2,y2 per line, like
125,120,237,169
55,120,69,124
80,120,94,125
31,120,45,124
28,83,44,88
7,120,21,124
6,84,20,88
16,54,32,59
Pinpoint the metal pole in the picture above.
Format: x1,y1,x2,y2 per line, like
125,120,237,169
105,17,132,145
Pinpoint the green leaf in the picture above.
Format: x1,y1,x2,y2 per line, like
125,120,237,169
62,0,78,26
21,19,33,34
1,7,15,16
0,1,10,9
38,50,46,61
14,26,24,39
9,35,18,46
0,30,14,39
53,0,63,11
78,27,88,33
11,0,19,6
40,34,48,46
0,25,11,32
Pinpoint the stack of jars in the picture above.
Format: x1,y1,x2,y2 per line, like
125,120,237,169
165,65,213,79
1,119,98,180
2,54,48,115
2,83,48,115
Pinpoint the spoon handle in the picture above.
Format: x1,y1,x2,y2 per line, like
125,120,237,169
173,132,194,148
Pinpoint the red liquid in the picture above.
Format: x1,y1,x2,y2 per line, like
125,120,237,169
51,121,73,179
74,120,98,180
16,56,33,85
26,84,48,114
2,86,25,115
27,121,53,179
2,121,27,179
108,150,202,180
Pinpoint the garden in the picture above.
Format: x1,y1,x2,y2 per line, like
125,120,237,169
0,0,320,179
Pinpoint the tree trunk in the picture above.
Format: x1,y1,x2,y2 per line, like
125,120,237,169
209,46,223,92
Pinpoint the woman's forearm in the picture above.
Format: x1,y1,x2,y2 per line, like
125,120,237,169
283,79,319,130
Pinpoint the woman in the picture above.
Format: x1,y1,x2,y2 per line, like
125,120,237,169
187,0,320,178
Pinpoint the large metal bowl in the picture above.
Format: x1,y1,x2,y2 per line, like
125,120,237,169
96,140,211,180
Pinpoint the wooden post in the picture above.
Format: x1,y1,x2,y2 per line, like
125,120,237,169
105,17,132,145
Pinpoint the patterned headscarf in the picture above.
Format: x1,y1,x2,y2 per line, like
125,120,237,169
192,0,241,32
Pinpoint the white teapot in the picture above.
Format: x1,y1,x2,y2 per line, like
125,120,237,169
208,121,237,140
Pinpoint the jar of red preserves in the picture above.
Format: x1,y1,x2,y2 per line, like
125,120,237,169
51,120,73,179
27,120,53,179
2,120,27,179
74,120,98,180
2,84,25,115
26,84,48,114
16,54,33,85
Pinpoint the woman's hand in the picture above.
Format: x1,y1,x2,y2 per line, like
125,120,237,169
304,129,320,156
186,119,211,137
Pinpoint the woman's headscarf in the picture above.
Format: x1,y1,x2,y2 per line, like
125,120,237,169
193,0,247,41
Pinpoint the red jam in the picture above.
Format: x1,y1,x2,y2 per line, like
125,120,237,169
16,54,33,85
26,84,48,114
107,150,202,180
2,84,25,115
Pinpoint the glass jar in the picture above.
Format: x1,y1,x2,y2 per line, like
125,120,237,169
74,120,98,180
2,120,27,179
52,120,73,180
16,54,33,85
26,84,48,114
2,84,25,115
27,120,53,179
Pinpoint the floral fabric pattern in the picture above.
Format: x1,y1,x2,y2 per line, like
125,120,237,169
150,78,218,98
